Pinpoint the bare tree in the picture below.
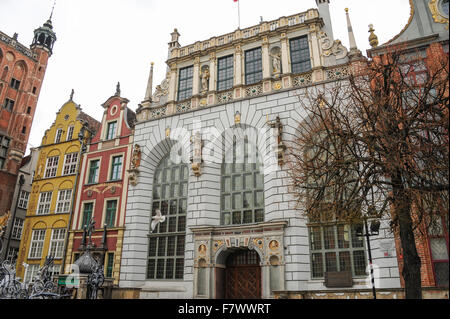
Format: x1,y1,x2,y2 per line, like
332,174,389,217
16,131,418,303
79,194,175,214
287,43,449,299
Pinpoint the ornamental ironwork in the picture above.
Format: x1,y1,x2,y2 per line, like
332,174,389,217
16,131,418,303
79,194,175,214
0,256,71,299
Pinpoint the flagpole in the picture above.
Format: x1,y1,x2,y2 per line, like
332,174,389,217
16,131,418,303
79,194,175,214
237,0,241,29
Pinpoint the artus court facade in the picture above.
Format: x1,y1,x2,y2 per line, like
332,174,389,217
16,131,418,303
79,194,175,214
118,1,404,299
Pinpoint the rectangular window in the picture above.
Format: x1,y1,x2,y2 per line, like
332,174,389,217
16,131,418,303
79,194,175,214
3,98,15,112
10,78,20,90
106,121,117,140
48,228,66,259
0,135,10,169
6,247,19,262
67,126,74,140
11,218,24,240
55,189,72,214
217,55,234,91
28,229,46,259
55,128,63,143
63,152,78,175
87,159,100,184
105,252,114,277
49,264,61,279
37,191,52,215
290,35,311,74
428,215,449,287
24,264,40,282
309,224,366,278
245,47,263,85
177,66,194,101
44,156,59,178
81,202,93,229
110,156,123,181
18,190,30,209
105,200,117,228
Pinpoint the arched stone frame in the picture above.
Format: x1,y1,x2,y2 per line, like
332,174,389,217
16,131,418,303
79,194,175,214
213,241,266,299
120,133,193,290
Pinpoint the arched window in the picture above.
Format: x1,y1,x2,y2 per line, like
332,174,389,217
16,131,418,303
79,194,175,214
147,155,189,280
221,132,265,225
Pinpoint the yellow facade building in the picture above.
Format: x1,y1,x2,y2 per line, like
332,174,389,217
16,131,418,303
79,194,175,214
16,97,99,281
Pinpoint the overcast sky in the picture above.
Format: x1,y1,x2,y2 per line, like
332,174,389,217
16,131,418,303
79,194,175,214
0,0,411,154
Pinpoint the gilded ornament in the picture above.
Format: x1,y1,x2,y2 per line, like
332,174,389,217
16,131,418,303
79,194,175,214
269,240,279,251
368,24,379,48
234,111,241,124
273,81,282,90
429,0,449,29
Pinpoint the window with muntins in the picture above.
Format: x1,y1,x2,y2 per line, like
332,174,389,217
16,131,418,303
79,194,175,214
48,228,66,259
67,126,74,141
55,189,72,213
177,66,194,101
106,252,114,277
245,47,263,85
105,200,117,228
28,229,46,259
428,214,449,287
0,135,10,169
6,247,19,262
37,191,52,215
217,55,234,91
221,135,265,225
106,121,117,140
147,156,189,280
110,156,123,181
290,36,311,74
81,202,93,229
18,190,30,209
63,152,78,175
10,78,20,90
55,129,63,143
11,218,24,240
309,224,366,278
88,160,99,184
44,156,59,178
24,264,40,282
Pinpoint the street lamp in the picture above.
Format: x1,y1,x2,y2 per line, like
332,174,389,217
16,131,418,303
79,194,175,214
355,208,381,300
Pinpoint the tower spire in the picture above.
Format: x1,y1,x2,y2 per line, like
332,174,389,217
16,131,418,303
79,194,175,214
345,8,362,59
144,62,154,101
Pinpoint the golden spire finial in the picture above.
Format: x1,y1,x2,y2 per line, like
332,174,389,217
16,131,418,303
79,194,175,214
345,8,348,13
368,24,379,48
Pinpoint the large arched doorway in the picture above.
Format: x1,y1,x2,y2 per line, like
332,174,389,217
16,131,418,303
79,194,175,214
224,249,261,299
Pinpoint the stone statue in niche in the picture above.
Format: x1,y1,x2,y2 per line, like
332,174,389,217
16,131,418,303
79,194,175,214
200,66,210,93
270,47,282,77
131,144,141,169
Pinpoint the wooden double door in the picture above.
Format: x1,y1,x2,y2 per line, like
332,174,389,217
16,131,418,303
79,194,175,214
224,249,261,299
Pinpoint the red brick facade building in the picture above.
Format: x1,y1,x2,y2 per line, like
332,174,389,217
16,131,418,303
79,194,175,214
0,17,56,214
65,87,136,285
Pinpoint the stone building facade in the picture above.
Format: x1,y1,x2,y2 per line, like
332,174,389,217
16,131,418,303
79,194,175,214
0,15,56,216
118,1,402,298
